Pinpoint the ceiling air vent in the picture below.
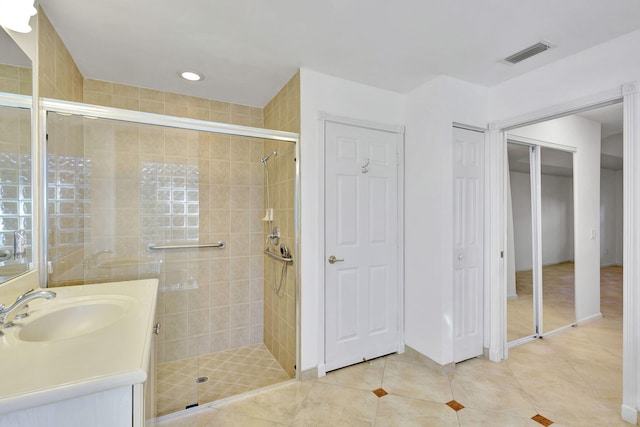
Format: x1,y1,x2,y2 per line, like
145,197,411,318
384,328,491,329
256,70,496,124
504,42,552,64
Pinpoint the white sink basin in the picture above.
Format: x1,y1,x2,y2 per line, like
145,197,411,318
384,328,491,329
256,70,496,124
17,296,135,342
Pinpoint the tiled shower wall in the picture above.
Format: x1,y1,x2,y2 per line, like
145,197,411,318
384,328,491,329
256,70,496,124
0,65,32,96
38,8,83,102
263,72,299,377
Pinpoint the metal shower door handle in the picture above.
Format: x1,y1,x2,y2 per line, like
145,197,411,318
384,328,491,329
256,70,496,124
328,255,344,264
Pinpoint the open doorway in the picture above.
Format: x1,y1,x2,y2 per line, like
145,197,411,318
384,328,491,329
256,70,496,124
499,101,627,424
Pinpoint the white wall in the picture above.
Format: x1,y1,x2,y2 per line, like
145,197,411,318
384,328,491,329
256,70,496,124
509,116,601,323
600,168,623,266
298,68,405,373
404,76,488,365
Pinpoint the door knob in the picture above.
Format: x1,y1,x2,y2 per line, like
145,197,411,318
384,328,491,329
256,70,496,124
458,254,463,261
328,255,344,264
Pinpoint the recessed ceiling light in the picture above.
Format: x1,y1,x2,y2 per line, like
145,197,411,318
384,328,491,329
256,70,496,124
180,71,203,82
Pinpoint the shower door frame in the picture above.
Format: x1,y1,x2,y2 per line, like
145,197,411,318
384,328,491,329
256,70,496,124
38,98,302,380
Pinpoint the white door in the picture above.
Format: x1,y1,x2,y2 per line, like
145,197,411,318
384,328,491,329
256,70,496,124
453,127,484,363
325,121,399,372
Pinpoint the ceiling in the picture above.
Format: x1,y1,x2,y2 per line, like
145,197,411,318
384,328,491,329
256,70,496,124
35,1,640,107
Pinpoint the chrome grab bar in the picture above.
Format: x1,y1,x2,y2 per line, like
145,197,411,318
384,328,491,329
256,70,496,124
147,241,226,251
263,249,294,264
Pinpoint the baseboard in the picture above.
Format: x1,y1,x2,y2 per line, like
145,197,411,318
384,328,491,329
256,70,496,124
489,346,503,363
402,346,454,375
300,366,320,381
621,403,638,425
577,312,603,325
397,341,406,354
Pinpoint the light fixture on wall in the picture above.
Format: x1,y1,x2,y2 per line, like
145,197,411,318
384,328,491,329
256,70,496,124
0,0,37,33
180,71,203,82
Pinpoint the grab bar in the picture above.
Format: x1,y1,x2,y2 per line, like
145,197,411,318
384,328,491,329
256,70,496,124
264,249,294,264
147,241,226,251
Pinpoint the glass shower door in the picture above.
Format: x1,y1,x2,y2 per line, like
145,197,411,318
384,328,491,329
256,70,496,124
44,110,296,418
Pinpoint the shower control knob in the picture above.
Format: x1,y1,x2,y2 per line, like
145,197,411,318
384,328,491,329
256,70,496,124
328,255,344,264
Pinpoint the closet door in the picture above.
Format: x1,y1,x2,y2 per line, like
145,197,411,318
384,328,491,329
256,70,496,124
539,147,576,334
506,143,536,343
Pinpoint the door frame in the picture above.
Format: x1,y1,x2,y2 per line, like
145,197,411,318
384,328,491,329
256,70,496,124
317,113,405,377
487,83,639,424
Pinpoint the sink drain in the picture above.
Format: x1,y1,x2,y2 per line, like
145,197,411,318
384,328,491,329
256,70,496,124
195,376,209,384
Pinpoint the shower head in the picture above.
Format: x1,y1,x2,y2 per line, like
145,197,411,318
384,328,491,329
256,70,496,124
261,151,278,164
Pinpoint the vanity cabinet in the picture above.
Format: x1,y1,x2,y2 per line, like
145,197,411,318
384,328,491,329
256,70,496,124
0,278,158,427
0,386,135,427
0,334,156,427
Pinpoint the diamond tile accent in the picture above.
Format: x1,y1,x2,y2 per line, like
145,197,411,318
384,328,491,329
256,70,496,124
446,400,465,411
372,388,388,397
532,414,554,426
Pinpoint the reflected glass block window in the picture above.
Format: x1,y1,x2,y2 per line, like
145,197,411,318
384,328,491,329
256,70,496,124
140,162,199,243
0,152,32,255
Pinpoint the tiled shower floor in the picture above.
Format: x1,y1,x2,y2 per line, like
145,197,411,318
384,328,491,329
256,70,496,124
157,344,290,416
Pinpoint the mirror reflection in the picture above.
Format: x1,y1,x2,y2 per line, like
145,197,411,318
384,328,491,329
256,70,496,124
507,141,576,345
0,27,32,96
0,27,33,283
540,147,575,333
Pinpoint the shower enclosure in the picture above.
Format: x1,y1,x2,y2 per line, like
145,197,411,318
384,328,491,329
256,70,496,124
41,99,299,418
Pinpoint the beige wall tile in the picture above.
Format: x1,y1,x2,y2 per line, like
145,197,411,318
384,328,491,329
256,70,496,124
38,7,83,101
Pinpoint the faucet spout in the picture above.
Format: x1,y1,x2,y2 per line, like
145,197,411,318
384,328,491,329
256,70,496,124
0,289,56,327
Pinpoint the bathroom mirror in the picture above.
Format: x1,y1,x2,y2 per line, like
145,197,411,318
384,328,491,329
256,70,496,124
0,27,32,96
0,26,34,283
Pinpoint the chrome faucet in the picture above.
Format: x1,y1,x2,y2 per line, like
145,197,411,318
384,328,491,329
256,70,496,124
0,288,56,330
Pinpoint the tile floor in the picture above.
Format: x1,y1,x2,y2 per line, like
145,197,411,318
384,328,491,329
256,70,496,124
157,344,290,416
158,266,630,426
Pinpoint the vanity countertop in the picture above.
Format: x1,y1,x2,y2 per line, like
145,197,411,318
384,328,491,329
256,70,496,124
0,278,158,415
